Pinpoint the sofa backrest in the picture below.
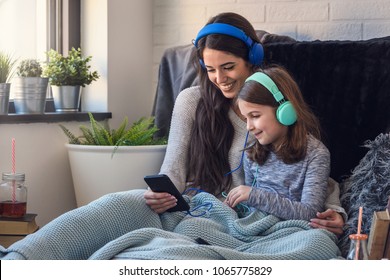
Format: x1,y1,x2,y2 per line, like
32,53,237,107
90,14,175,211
264,37,390,181
153,36,390,182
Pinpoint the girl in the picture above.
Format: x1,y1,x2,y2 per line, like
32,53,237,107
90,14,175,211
225,65,330,221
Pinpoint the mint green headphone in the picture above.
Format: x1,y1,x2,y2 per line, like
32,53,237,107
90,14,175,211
245,72,297,126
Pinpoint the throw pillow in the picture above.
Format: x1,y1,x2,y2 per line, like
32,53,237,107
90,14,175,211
338,132,390,257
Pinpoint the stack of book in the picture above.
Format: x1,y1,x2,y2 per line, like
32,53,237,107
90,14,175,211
0,213,39,248
367,197,390,259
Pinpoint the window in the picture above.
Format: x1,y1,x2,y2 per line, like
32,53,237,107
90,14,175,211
50,0,81,56
0,0,110,123
0,0,80,57
0,0,46,61
0,0,80,95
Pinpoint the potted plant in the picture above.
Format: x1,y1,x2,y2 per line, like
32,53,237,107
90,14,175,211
0,51,16,115
60,113,167,207
12,59,49,114
42,47,99,112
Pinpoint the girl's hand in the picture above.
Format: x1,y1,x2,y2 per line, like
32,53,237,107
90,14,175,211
225,185,252,208
144,189,177,213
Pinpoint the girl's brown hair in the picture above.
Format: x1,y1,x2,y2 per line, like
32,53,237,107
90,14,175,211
238,65,322,164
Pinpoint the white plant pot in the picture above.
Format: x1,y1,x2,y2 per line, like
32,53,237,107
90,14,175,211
66,144,167,207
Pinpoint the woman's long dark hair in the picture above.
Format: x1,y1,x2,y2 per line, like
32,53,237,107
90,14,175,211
187,13,260,195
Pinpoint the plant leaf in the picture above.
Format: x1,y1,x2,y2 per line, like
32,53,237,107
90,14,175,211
88,112,113,145
111,116,128,143
59,113,166,157
59,124,81,144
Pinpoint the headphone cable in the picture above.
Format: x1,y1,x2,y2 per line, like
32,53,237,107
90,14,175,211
224,130,250,176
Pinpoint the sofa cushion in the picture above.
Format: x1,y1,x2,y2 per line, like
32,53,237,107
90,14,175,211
338,132,390,256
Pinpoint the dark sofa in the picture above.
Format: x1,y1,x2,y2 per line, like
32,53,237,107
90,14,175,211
263,37,390,182
153,35,390,183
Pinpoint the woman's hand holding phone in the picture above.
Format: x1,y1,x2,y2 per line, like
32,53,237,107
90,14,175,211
144,189,178,213
143,174,190,213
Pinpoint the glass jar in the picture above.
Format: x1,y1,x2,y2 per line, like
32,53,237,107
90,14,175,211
346,233,369,260
0,172,27,218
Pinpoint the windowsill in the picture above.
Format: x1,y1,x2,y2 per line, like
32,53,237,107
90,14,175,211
0,100,112,124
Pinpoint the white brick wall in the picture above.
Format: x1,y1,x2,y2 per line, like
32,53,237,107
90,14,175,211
152,0,390,83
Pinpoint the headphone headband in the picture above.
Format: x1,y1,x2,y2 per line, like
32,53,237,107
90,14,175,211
194,23,254,49
245,72,297,126
193,23,263,67
245,72,285,103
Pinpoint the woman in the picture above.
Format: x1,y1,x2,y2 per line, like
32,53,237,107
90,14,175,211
145,12,345,234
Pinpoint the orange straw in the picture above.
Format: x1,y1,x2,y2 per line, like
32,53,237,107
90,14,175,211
355,206,363,259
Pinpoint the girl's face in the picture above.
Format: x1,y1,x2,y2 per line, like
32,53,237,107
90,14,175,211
202,48,252,99
238,99,288,147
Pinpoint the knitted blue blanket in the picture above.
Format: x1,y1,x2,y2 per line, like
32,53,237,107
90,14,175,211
0,190,341,260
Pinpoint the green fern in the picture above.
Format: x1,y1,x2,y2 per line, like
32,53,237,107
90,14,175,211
59,113,167,153
59,124,81,144
89,113,113,145
117,117,157,146
79,125,96,144
111,117,128,144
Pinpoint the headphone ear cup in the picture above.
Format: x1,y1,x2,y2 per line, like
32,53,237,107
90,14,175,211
248,43,264,66
276,101,297,126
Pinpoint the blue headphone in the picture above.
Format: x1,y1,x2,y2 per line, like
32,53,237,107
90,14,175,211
245,72,297,126
193,23,264,68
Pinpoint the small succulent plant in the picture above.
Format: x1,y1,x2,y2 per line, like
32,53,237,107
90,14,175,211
16,59,43,77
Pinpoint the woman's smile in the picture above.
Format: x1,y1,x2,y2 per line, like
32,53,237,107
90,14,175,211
219,81,235,92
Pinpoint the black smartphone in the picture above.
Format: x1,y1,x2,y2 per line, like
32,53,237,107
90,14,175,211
144,174,190,212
